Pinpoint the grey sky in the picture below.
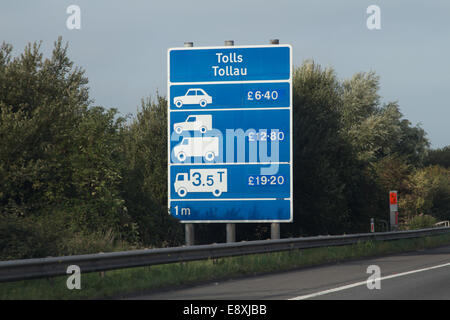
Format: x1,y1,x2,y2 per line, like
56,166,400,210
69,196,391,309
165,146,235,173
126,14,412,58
1,0,449,148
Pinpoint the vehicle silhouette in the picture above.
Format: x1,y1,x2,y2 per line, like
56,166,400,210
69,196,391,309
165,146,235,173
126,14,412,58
174,114,212,134
173,88,212,108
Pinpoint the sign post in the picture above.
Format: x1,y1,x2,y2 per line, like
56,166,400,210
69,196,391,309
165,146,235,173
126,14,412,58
224,40,236,243
167,42,293,232
269,38,281,240
182,41,195,246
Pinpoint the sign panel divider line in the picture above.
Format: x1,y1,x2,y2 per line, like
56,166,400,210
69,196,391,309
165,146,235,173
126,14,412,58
169,107,291,112
171,198,292,201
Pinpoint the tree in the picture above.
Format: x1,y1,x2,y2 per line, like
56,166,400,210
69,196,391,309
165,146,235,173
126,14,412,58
400,166,450,221
121,96,182,247
0,37,89,217
425,146,450,168
339,72,429,166
287,61,355,235
0,38,135,258
372,155,413,195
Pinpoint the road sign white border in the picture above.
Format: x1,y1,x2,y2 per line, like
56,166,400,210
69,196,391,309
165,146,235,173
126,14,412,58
167,44,293,223
168,43,293,52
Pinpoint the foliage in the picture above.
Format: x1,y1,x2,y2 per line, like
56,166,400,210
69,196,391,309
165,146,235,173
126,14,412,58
286,61,370,236
425,146,450,168
0,38,134,259
372,155,413,194
0,210,134,260
0,38,88,217
407,214,437,230
400,166,450,221
120,96,182,247
285,61,430,236
339,72,428,165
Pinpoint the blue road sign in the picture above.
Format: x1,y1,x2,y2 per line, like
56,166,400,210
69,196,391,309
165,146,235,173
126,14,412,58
168,44,292,223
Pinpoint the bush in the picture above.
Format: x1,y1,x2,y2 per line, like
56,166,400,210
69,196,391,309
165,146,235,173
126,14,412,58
0,214,64,260
0,211,135,260
407,214,437,230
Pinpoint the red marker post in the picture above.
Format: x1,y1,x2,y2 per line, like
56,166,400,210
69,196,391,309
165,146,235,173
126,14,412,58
370,218,375,233
389,191,398,230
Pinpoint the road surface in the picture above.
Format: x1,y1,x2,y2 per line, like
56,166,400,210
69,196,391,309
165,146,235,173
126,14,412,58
129,245,450,300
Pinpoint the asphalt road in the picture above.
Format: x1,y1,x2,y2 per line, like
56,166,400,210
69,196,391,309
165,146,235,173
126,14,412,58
130,245,450,300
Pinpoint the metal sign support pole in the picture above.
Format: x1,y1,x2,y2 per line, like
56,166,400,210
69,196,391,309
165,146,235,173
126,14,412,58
224,39,236,243
269,38,281,240
183,41,195,246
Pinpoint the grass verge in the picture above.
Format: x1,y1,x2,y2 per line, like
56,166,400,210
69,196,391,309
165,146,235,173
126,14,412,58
2,233,450,299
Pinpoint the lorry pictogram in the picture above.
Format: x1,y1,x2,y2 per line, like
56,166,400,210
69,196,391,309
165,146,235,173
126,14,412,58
174,168,227,197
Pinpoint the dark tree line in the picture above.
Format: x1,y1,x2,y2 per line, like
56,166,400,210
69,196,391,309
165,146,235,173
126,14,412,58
1,39,449,259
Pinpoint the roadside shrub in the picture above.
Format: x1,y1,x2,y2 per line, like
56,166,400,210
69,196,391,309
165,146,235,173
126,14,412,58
0,211,134,260
407,214,437,230
0,213,65,260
